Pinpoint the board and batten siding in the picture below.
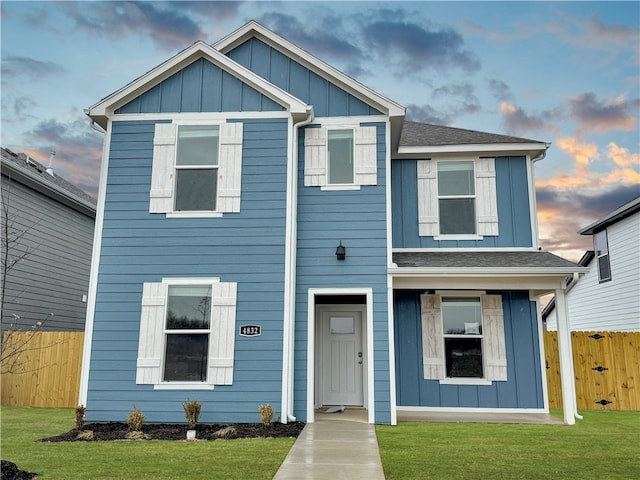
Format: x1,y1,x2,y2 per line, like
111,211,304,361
546,213,640,332
394,290,544,409
0,175,94,332
293,122,393,423
391,157,533,248
86,118,290,423
227,37,382,117
116,57,284,114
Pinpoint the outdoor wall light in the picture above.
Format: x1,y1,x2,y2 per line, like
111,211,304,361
336,241,346,260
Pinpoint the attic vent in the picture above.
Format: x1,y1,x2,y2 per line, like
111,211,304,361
26,157,43,173
46,151,55,177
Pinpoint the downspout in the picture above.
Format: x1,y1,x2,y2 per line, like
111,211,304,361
78,116,107,407
570,272,583,421
282,106,314,423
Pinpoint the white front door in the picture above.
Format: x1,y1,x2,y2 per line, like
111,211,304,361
320,310,364,406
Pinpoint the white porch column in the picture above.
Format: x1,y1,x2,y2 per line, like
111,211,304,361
555,287,577,425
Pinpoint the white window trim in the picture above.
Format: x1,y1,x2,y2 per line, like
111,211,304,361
418,157,498,239
150,120,243,217
437,160,477,237
136,277,237,390
304,123,377,190
594,230,612,283
421,291,507,385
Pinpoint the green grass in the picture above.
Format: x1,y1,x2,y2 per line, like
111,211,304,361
0,407,296,479
377,410,640,479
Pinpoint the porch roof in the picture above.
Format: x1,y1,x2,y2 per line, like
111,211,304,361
390,251,587,293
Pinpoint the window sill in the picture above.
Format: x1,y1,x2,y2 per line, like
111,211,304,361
320,184,361,191
434,234,484,241
439,378,492,386
153,383,215,390
165,211,224,218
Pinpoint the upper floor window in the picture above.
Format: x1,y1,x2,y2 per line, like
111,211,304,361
418,157,498,239
328,129,354,185
438,161,476,235
175,126,219,212
150,121,243,217
304,124,377,190
594,230,611,283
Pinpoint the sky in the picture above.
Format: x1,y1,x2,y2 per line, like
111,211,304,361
1,1,638,262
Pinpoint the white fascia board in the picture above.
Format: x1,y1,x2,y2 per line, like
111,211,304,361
389,266,588,277
87,40,309,127
397,142,548,156
214,21,406,119
391,275,570,292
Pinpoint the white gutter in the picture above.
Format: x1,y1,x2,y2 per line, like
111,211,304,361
389,267,588,277
281,106,314,423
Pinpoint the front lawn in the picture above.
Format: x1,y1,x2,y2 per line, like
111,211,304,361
377,410,640,479
0,407,296,479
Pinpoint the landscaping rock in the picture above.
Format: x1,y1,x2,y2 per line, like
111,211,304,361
0,460,37,480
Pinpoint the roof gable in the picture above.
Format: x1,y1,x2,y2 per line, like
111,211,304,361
214,21,405,119
115,57,285,114
87,40,309,128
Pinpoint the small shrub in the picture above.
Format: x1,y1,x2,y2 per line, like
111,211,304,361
75,405,86,430
214,425,237,438
182,399,202,428
259,404,274,426
127,405,145,431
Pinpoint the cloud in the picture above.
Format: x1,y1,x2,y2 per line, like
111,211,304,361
405,104,451,125
499,102,557,135
18,113,104,196
259,12,364,65
405,82,481,125
360,19,480,75
568,92,638,133
57,1,231,50
1,56,65,82
487,79,513,102
536,184,639,261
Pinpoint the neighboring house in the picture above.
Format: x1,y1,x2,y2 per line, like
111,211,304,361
1,147,96,332
80,21,585,426
544,196,640,332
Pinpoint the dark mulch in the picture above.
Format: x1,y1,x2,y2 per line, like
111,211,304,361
0,460,37,480
38,421,305,442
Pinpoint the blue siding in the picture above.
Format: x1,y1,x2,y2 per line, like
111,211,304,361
293,122,393,423
86,118,290,423
394,290,544,409
116,58,284,114
391,157,534,248
227,38,382,117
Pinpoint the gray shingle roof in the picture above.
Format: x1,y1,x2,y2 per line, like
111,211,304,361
1,147,96,211
399,121,543,147
393,251,580,269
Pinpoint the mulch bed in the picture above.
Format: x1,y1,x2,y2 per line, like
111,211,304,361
0,460,37,480
38,421,306,442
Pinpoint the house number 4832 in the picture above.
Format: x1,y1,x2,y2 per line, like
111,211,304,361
240,325,261,337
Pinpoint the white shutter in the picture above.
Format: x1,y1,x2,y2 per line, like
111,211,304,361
218,122,243,213
482,294,507,381
421,294,445,380
208,281,237,385
150,123,176,213
354,126,377,185
417,160,438,236
476,157,499,236
304,127,327,186
136,282,167,384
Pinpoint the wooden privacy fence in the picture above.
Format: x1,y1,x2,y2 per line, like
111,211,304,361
544,331,640,411
1,331,84,408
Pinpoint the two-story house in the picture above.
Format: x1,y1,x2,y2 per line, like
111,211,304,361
79,21,585,426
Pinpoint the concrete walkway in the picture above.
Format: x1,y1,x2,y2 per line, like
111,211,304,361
273,410,385,480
